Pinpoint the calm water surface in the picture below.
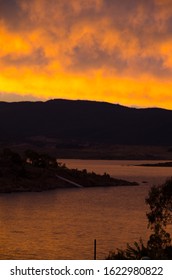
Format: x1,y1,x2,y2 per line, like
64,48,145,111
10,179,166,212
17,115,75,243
0,160,172,259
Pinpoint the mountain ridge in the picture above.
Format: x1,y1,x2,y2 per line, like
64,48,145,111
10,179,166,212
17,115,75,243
0,98,172,146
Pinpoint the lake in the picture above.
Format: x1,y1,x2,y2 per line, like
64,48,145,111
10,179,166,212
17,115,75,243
0,160,172,259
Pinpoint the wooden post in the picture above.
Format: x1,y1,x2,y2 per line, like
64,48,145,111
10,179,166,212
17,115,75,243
94,239,97,260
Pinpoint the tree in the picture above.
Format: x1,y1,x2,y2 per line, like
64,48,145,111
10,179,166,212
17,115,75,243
106,178,172,259
146,178,172,256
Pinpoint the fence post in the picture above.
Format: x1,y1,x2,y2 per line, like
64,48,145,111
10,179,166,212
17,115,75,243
94,239,96,260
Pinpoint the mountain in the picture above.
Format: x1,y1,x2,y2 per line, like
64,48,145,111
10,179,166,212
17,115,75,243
0,99,172,146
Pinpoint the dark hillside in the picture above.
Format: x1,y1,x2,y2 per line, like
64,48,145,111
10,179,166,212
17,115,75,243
0,99,172,145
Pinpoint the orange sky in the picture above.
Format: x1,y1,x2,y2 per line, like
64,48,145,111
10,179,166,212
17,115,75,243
0,0,172,108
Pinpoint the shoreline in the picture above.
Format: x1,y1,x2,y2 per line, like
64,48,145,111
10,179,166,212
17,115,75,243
0,149,139,194
135,161,172,167
0,173,139,194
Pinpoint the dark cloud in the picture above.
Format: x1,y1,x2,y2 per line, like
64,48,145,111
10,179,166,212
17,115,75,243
0,0,21,26
1,48,49,67
0,0,20,19
164,16,172,34
0,0,29,30
66,0,172,76
69,43,172,78
1,0,172,78
130,56,172,77
68,44,128,72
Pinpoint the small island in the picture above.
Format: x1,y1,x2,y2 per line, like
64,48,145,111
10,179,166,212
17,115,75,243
136,161,172,167
0,149,138,193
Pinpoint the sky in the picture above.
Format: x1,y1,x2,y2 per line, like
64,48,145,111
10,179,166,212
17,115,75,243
0,0,172,108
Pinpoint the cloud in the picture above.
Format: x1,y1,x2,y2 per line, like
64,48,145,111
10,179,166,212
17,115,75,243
0,0,29,31
0,92,42,102
0,0,172,108
1,48,49,67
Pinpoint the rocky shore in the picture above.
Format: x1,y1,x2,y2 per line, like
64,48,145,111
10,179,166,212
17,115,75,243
0,149,138,193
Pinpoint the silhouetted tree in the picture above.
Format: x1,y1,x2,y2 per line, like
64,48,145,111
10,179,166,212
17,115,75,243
146,178,172,253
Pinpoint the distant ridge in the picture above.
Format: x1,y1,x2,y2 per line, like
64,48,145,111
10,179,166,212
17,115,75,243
0,99,172,145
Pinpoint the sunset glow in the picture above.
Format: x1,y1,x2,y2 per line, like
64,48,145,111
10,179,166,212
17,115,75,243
0,0,172,108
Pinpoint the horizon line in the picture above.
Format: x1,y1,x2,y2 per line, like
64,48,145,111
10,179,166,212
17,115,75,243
0,97,171,111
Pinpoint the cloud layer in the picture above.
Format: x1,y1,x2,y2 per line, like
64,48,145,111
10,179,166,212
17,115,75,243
0,0,172,108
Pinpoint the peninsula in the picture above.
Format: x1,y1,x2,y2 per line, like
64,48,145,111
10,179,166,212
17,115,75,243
136,161,172,167
0,149,138,193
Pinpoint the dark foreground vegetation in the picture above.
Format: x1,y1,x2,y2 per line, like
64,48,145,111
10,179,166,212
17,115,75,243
106,178,172,259
0,149,138,193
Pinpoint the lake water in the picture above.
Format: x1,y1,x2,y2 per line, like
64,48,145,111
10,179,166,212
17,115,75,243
0,160,172,260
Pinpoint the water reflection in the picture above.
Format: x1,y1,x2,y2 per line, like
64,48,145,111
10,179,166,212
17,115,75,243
0,160,172,259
